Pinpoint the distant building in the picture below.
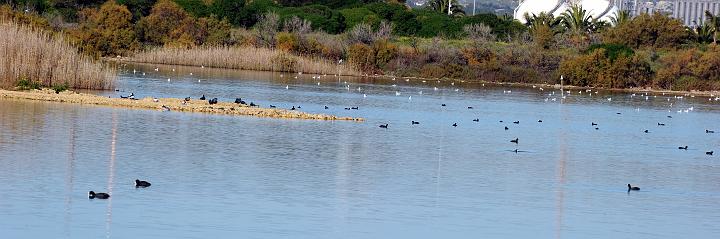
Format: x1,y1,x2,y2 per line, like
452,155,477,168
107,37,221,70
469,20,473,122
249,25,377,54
513,0,620,24
513,0,720,26
672,0,720,26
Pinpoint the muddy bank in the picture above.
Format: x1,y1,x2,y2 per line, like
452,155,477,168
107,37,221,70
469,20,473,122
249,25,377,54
0,89,363,121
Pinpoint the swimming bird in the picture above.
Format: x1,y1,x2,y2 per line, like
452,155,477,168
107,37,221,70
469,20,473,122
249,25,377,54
411,121,420,125
351,107,358,110
269,105,276,108
473,119,479,122
135,179,151,188
88,191,110,199
595,127,599,130
707,151,714,155
513,121,519,124
324,106,329,109
441,104,446,107
467,106,473,109
658,123,665,126
291,106,296,110
627,184,640,191
667,115,673,118
379,124,388,128
452,123,458,127
513,149,519,153
504,126,509,130
591,122,597,126
200,94,206,100
510,138,518,143
208,98,218,105
344,107,351,110
161,105,170,112
678,146,688,150
706,130,715,133
538,120,543,123
644,130,649,133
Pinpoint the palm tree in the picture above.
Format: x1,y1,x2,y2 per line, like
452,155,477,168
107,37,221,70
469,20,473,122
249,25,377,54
523,12,562,35
705,10,720,44
691,23,714,44
610,10,632,26
426,0,466,17
560,4,594,35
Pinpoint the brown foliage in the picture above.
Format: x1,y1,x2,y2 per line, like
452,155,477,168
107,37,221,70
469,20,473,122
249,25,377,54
603,13,690,49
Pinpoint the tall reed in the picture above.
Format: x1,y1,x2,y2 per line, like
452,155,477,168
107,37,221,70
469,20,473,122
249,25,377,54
0,21,116,90
129,46,361,76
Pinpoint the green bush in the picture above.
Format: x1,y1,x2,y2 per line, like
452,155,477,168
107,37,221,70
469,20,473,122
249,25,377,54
52,82,70,93
16,78,42,90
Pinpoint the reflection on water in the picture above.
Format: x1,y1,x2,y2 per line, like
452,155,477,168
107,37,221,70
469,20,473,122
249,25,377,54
1,64,720,238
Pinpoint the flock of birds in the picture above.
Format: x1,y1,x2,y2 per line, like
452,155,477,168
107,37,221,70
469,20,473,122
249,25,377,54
88,179,151,199
118,66,719,193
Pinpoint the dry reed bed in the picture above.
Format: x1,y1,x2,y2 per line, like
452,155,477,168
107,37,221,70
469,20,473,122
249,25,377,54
0,89,363,121
128,46,360,76
0,22,116,90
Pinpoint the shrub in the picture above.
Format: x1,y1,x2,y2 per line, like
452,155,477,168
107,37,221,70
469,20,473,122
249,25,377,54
271,53,297,72
137,0,192,46
276,31,299,52
16,78,42,90
348,43,375,72
373,40,398,68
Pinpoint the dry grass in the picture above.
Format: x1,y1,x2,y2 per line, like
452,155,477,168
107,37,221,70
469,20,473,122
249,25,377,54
0,21,116,90
128,46,361,76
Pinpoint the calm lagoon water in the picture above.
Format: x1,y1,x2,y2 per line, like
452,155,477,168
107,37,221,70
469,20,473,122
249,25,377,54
1,64,719,238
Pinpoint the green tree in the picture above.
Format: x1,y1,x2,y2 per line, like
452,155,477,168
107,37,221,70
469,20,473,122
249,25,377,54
137,0,191,46
425,0,465,17
75,0,139,56
603,13,689,49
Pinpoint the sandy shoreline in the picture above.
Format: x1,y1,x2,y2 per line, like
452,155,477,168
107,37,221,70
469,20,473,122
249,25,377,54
0,89,363,121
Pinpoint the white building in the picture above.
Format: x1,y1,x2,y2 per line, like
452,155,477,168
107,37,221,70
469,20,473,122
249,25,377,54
673,0,720,26
514,0,621,23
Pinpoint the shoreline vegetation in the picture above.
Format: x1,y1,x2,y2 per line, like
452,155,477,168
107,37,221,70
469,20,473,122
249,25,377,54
125,46,360,76
0,88,363,121
0,21,116,90
1,0,720,95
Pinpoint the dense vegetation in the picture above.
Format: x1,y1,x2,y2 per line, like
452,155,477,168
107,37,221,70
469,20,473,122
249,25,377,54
3,0,720,91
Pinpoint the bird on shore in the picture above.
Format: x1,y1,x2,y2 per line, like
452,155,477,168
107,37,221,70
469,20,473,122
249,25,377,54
234,98,243,104
249,102,257,107
135,179,151,188
510,138,518,144
290,106,296,110
88,191,110,199
679,146,688,150
200,94,206,100
411,121,420,125
208,98,218,105
161,105,170,112
184,97,191,102
379,124,388,128
269,105,276,108
627,184,640,191
707,151,714,156
120,93,134,99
